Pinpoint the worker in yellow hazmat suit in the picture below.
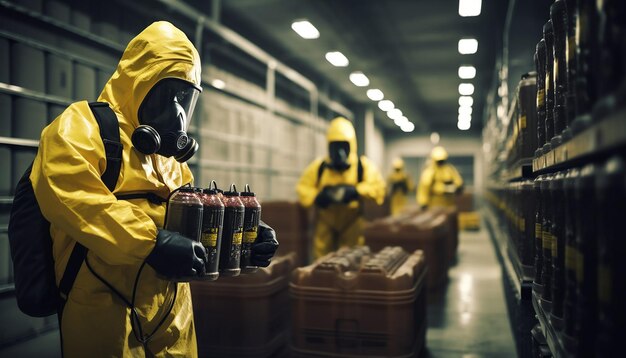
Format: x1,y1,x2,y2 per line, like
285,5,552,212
417,146,464,209
297,117,385,258
30,21,278,357
388,158,413,216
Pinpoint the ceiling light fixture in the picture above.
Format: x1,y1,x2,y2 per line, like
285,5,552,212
459,0,482,17
378,100,394,111
394,116,409,126
401,122,415,133
458,83,475,95
458,106,473,115
387,108,403,120
458,121,471,130
349,71,370,87
211,79,226,89
325,51,349,67
458,66,476,79
459,96,474,106
458,38,479,54
458,113,472,122
367,89,384,101
291,20,320,39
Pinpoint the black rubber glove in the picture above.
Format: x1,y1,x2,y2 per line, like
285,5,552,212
146,229,207,280
314,187,334,208
250,220,279,267
338,185,359,203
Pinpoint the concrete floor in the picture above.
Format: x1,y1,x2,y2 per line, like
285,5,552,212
426,228,517,357
0,228,516,358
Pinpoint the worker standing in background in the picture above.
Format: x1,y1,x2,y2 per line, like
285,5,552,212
388,158,414,216
297,117,386,258
417,146,464,210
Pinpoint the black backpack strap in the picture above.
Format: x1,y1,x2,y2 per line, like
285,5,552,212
316,161,327,188
316,158,363,186
89,102,123,192
58,102,123,314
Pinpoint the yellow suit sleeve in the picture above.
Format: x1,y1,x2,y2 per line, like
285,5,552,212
296,158,324,208
417,165,434,207
449,164,464,189
31,105,156,266
356,156,386,205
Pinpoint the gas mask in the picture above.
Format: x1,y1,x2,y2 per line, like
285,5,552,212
328,141,351,171
132,78,201,162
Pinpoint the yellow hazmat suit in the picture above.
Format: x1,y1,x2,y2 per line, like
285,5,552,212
388,158,413,216
30,22,201,357
297,117,385,258
417,146,463,209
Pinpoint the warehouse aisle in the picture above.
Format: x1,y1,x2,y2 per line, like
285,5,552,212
426,228,516,357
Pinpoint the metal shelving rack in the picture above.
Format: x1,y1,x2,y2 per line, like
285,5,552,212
533,108,626,174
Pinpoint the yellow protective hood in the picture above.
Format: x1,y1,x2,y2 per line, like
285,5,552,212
392,158,404,170
326,117,358,165
98,21,202,134
431,146,449,162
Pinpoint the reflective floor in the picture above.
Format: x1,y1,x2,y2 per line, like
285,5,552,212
0,228,516,358
426,228,516,357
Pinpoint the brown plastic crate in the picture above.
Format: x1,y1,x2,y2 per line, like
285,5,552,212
362,199,390,222
262,201,312,266
365,211,449,289
273,230,310,267
431,207,459,265
455,191,474,212
290,247,427,358
191,253,296,358
261,201,311,233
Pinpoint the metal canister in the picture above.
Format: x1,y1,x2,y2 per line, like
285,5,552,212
550,0,569,137
533,175,545,294
164,185,204,280
535,40,547,153
550,171,566,328
543,20,556,146
198,181,224,281
219,184,244,277
562,168,579,351
573,164,597,357
540,174,554,305
240,184,261,274
595,156,625,356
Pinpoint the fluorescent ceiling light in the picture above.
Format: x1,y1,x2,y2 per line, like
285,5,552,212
387,108,403,120
291,20,320,39
401,122,415,132
458,113,472,122
458,66,476,79
211,79,225,89
349,71,370,87
459,0,482,17
459,83,475,95
367,89,384,101
458,120,471,130
458,106,473,115
394,116,409,126
325,51,349,67
378,100,394,111
459,96,473,106
458,39,478,54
